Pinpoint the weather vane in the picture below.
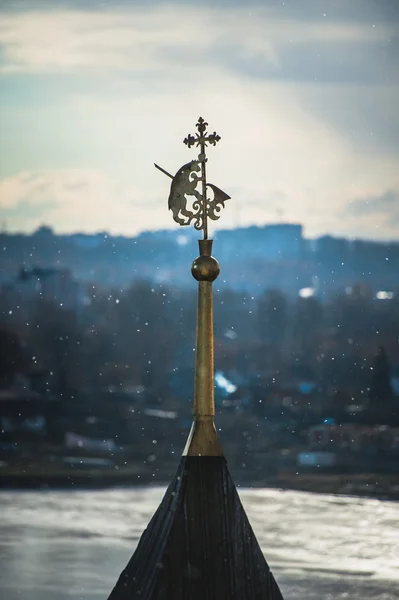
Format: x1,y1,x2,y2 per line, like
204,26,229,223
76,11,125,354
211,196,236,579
154,116,230,238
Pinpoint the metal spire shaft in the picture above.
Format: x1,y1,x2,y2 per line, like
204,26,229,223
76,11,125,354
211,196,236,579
184,238,223,457
199,138,208,240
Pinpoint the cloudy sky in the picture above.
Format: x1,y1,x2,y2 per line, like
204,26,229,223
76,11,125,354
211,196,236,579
0,0,398,240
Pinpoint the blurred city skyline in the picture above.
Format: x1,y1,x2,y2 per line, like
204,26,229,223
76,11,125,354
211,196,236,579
0,0,398,240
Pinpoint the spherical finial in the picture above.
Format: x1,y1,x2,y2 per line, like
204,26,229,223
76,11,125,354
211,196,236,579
191,255,220,282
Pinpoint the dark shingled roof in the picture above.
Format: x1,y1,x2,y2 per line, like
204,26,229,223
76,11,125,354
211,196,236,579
108,456,284,599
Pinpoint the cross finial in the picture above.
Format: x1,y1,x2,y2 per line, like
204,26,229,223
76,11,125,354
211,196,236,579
183,117,221,151
183,117,222,239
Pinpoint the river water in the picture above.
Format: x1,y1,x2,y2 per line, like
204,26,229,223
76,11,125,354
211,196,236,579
0,486,398,599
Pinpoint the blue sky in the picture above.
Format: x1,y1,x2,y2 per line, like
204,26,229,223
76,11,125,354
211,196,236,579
0,0,398,239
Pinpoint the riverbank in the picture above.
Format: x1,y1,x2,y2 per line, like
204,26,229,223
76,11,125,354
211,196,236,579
1,463,398,500
263,472,399,500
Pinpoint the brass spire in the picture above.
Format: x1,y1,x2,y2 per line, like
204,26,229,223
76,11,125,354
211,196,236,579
108,118,285,600
155,117,230,456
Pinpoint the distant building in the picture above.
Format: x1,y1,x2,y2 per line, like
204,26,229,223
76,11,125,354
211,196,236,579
40,268,79,310
298,451,336,468
308,423,399,455
315,235,350,260
12,266,82,311
262,223,303,260
216,223,303,262
0,386,45,447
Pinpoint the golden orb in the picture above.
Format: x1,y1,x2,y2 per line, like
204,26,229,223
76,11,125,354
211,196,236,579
191,255,220,282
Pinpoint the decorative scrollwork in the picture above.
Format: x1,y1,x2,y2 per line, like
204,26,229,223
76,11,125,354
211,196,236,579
206,184,231,221
207,132,221,146
183,133,196,148
166,161,230,230
196,116,208,134
155,117,230,237
191,198,204,231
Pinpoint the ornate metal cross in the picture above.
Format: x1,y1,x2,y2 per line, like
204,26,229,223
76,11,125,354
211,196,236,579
155,117,230,239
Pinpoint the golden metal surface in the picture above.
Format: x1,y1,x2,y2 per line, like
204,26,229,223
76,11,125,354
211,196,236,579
193,282,215,415
185,240,222,456
191,239,220,281
183,419,223,457
155,119,229,456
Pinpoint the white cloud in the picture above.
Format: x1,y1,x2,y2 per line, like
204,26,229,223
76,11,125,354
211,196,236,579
0,169,166,234
0,4,398,240
0,7,387,74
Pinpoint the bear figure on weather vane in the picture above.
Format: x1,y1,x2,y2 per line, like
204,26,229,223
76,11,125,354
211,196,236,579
154,117,230,239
